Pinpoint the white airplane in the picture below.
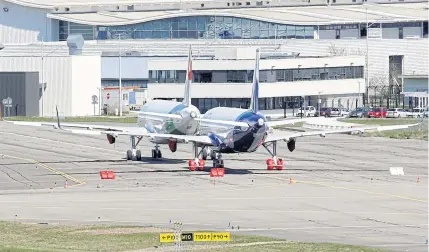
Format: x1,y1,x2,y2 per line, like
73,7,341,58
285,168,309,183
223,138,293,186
5,48,421,171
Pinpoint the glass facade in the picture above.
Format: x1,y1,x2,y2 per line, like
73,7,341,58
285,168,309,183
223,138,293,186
58,17,424,41
149,66,364,83
59,21,94,41
96,16,315,40
157,96,309,113
101,80,148,88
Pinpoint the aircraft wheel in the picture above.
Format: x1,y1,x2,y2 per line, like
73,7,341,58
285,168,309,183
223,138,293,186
151,149,156,158
136,150,142,161
126,150,132,160
202,148,208,160
156,150,162,159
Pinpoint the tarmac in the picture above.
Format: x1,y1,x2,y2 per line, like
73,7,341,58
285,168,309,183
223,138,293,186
0,121,427,251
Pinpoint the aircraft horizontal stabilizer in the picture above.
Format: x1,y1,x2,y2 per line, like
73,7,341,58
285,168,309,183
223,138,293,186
138,111,183,120
263,121,422,143
194,118,249,128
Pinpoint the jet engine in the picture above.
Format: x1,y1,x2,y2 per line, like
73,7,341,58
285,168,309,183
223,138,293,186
107,134,116,144
168,139,177,152
287,139,296,152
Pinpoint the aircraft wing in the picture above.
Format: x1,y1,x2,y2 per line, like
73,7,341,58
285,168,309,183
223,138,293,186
263,121,422,143
196,117,311,129
101,130,215,145
265,118,310,128
7,120,133,132
5,119,216,145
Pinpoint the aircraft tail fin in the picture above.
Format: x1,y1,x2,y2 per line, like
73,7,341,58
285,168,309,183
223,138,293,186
182,45,193,107
249,48,260,113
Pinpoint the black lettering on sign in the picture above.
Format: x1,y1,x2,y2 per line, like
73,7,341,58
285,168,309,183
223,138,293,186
181,233,194,242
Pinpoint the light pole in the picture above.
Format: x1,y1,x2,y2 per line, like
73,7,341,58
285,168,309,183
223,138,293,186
118,33,122,117
318,91,322,116
365,6,369,106
41,37,44,117
357,81,361,109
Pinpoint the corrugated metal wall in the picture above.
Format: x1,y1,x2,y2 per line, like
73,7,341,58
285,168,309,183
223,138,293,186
0,72,26,116
0,56,72,116
278,39,428,83
24,72,40,116
0,0,52,43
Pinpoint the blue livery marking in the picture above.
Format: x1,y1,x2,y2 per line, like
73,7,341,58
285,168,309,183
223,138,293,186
209,133,223,146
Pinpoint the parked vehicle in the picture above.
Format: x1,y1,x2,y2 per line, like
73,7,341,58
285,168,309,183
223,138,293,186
297,106,316,117
339,108,349,117
329,108,341,117
314,107,329,117
348,107,372,118
367,107,387,118
386,108,407,118
407,108,425,118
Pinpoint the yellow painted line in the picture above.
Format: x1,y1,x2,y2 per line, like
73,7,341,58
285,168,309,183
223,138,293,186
252,174,427,203
296,179,428,203
1,153,86,186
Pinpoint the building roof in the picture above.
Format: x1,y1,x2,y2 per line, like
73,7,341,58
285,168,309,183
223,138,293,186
45,2,428,26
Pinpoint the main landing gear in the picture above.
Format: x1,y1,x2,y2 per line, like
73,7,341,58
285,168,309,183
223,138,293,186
151,145,162,159
262,141,284,170
126,136,142,161
188,145,224,171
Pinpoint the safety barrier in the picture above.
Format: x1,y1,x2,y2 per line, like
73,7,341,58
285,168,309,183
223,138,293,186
210,168,225,177
100,171,115,179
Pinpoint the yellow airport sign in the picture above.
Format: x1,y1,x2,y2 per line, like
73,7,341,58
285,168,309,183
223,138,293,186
211,232,231,241
160,232,231,242
194,232,212,242
159,233,176,243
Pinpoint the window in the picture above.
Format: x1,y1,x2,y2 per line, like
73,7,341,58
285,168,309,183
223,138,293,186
424,21,428,37
94,16,320,41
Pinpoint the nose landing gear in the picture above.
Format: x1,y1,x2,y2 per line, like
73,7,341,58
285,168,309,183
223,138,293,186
188,145,223,171
263,141,284,170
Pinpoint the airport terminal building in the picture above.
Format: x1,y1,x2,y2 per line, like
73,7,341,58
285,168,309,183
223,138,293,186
0,0,427,116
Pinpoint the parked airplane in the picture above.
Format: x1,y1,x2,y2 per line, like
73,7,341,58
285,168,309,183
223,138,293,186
5,48,421,171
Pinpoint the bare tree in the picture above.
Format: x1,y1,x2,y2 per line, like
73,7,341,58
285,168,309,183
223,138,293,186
327,44,348,56
326,44,366,57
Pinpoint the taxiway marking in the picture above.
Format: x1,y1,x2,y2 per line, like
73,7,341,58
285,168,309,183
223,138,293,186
295,179,428,203
0,153,86,186
236,171,429,203
1,206,427,216
2,131,426,203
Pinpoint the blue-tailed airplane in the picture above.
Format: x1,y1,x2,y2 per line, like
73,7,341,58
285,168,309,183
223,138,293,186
5,48,421,171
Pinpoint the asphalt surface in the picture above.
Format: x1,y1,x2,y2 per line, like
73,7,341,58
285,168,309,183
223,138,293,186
0,121,427,251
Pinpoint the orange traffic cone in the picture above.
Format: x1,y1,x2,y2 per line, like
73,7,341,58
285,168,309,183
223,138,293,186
289,177,295,184
417,176,420,184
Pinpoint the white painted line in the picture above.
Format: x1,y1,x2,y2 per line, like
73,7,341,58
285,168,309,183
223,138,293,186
230,224,429,231
1,206,427,216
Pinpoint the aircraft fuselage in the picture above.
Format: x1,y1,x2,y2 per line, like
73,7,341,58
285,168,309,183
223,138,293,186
199,107,268,153
138,100,201,144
